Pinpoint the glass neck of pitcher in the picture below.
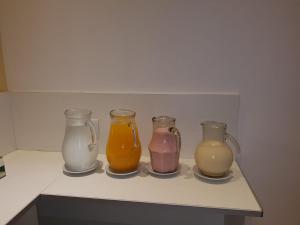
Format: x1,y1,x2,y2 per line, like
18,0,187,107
201,121,226,142
110,109,136,124
152,116,175,130
65,108,91,126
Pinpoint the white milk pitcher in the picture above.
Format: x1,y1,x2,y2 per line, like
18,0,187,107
62,109,99,172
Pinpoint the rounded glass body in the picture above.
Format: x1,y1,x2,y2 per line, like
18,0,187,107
106,109,141,172
148,116,180,173
195,121,233,177
62,109,98,172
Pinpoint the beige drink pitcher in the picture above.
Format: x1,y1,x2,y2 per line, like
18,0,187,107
194,121,240,177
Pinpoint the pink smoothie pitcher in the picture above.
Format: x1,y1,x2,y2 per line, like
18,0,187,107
148,116,181,173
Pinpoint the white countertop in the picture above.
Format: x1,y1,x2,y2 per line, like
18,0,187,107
0,150,262,225
0,150,63,225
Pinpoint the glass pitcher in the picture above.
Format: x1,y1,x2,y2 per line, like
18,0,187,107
62,109,99,172
106,109,141,173
195,121,240,177
148,116,181,173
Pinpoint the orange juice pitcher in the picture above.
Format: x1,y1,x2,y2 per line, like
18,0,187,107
106,109,141,172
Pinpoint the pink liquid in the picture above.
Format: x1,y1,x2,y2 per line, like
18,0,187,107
148,127,179,173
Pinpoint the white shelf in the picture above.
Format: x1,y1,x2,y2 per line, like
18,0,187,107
0,150,262,225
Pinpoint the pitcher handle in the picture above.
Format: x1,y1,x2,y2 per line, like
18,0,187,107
86,119,97,146
129,122,138,148
169,127,181,153
225,132,241,156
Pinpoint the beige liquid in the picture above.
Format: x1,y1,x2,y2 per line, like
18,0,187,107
195,140,233,177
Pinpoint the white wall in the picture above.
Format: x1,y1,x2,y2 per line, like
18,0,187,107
1,1,300,225
10,92,239,158
0,93,15,155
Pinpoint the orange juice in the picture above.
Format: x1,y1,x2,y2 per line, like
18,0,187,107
106,111,141,172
